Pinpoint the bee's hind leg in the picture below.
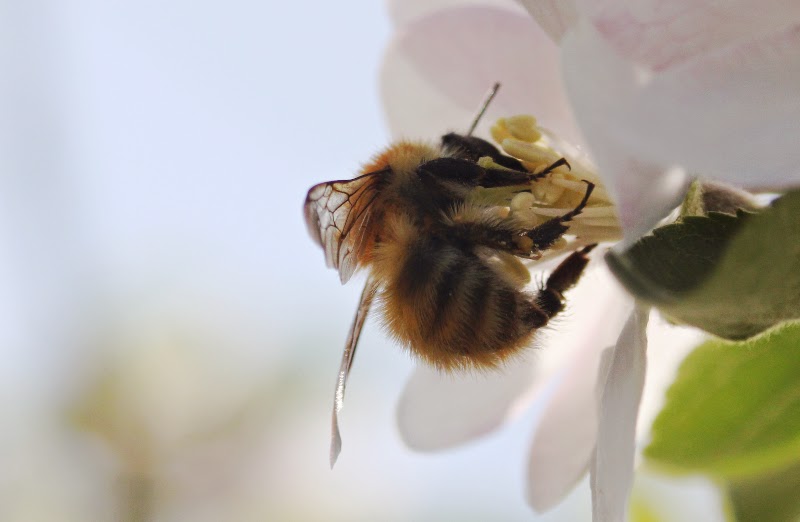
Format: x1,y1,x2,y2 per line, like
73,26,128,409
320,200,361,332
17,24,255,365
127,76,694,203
534,244,597,319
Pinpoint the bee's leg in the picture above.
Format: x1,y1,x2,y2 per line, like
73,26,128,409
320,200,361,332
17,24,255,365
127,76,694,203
523,180,595,251
440,132,526,171
441,131,570,178
443,219,520,253
417,155,571,190
417,157,489,186
416,157,539,194
537,157,572,177
533,244,597,320
479,157,571,188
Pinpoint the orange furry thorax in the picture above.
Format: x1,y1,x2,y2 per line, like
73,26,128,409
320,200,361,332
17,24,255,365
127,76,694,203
360,141,439,178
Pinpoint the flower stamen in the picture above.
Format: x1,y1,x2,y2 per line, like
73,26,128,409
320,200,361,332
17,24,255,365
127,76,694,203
489,115,622,252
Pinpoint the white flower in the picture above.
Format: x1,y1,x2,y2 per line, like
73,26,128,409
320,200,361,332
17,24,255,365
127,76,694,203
382,1,800,520
386,0,800,240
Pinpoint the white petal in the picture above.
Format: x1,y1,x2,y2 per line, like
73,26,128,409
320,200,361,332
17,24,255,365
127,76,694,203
381,37,477,139
381,6,583,143
516,0,578,43
396,356,541,451
591,307,649,522
636,314,705,440
561,20,691,237
566,119,688,240
526,269,633,511
562,19,800,194
576,0,800,71
620,24,800,188
387,0,525,27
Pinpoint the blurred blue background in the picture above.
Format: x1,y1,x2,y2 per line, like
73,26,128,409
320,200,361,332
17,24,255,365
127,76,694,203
0,1,594,520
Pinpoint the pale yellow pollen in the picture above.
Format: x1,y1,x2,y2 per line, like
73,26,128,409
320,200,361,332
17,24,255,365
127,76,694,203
493,251,533,286
510,192,535,211
491,115,543,144
508,116,542,142
502,139,561,168
490,118,510,143
532,176,567,205
462,115,625,253
548,177,612,204
477,156,512,171
509,208,541,227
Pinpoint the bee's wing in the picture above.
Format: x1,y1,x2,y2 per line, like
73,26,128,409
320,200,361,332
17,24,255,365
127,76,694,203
330,275,379,468
304,172,381,284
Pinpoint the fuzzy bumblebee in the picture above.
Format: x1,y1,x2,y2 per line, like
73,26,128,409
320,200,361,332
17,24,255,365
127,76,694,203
304,89,619,465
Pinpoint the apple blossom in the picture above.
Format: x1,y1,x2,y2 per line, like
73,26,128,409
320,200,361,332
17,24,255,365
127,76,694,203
381,1,798,520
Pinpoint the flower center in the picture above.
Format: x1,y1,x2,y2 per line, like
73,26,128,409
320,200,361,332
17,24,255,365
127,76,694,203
482,115,622,259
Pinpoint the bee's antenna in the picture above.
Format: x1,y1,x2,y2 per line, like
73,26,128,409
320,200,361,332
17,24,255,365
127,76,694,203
466,82,501,137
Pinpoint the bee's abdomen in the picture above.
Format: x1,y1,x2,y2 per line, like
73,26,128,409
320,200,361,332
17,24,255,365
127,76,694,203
377,232,553,370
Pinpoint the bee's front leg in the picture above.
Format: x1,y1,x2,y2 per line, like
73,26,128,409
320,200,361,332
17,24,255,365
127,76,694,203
523,180,595,250
478,156,571,188
440,133,526,171
444,180,594,259
441,132,573,181
419,153,572,193
443,214,544,259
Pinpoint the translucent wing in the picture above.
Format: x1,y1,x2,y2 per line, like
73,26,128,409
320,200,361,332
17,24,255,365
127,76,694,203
330,276,379,468
304,171,382,284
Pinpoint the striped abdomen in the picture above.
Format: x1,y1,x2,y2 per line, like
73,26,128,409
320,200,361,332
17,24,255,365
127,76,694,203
375,228,562,370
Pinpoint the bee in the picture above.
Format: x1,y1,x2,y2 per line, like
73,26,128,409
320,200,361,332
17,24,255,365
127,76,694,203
304,84,597,466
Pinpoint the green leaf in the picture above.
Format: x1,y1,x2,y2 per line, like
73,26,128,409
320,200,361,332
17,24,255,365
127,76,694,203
607,211,745,297
645,323,800,478
608,189,800,339
727,460,800,522
678,179,707,219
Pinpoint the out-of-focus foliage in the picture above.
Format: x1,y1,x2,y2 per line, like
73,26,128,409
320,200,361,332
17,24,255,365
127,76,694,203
646,323,800,477
727,459,800,522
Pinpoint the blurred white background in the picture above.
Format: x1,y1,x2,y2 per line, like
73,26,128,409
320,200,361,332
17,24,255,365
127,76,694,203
0,1,595,520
